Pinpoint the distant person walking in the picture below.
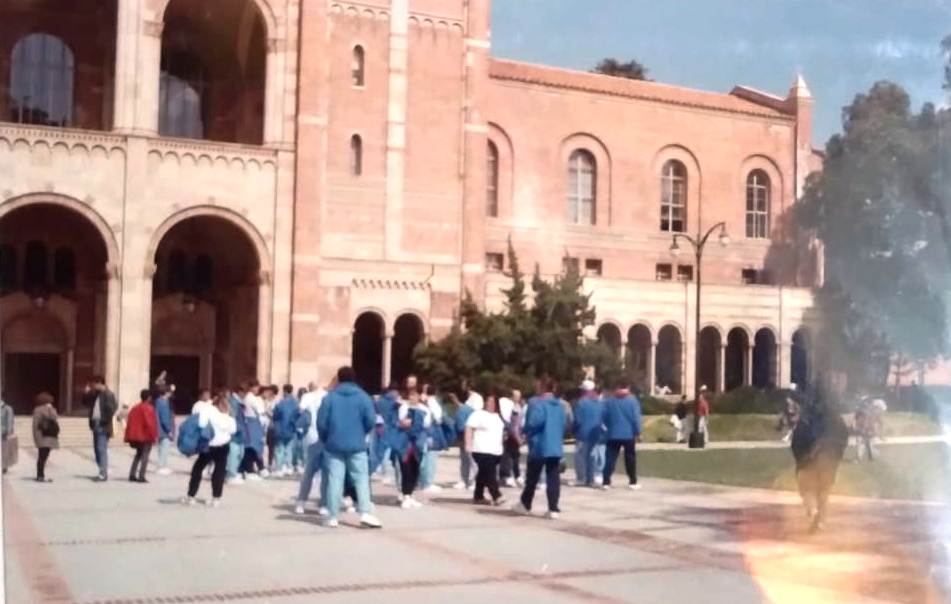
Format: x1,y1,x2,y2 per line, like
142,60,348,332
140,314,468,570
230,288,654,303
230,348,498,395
601,379,642,490
125,389,159,482
394,388,430,509
791,383,849,533
272,385,300,476
184,391,237,507
513,378,567,519
499,389,525,487
466,392,506,506
671,396,688,443
696,387,711,445
295,379,330,515
154,385,175,475
87,375,117,481
316,367,382,528
573,380,606,487
32,392,59,483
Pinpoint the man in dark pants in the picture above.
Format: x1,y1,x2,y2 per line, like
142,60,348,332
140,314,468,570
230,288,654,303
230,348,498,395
513,378,567,519
87,375,117,481
601,378,642,490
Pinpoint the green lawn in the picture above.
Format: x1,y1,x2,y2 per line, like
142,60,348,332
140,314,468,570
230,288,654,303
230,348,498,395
639,412,941,443
634,442,951,503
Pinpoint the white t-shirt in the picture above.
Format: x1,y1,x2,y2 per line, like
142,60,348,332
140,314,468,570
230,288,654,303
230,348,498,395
499,397,515,424
398,402,432,428
192,401,237,448
465,391,485,411
299,388,326,446
466,409,504,456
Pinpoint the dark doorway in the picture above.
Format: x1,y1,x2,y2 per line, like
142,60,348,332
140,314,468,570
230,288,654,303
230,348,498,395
352,312,384,395
725,328,749,391
698,326,722,393
3,352,60,414
150,355,200,414
391,314,423,388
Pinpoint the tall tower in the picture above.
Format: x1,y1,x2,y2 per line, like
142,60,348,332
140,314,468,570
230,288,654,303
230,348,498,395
787,74,814,199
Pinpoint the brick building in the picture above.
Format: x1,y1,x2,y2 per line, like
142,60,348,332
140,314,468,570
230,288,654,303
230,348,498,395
0,0,822,413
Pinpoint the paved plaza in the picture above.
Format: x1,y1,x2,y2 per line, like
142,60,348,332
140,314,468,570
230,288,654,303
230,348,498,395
4,445,950,604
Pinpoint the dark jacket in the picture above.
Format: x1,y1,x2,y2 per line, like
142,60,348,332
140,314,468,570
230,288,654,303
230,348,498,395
317,382,376,455
88,389,118,437
791,404,848,471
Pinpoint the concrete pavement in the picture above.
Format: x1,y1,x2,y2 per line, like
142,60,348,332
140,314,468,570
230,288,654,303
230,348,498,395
3,443,950,604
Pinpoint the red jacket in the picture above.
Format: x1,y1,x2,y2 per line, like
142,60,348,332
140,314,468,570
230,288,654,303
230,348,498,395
125,401,158,444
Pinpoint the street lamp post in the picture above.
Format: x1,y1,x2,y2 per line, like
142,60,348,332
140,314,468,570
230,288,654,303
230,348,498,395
670,222,730,448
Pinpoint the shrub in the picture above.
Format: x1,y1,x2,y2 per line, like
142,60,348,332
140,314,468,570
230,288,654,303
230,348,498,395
639,395,673,416
710,387,789,415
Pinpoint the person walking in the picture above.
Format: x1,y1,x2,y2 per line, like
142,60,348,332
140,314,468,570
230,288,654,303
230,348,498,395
241,382,268,480
452,382,482,490
316,367,382,528
125,389,159,482
499,389,525,487
225,386,247,485
696,386,712,445
466,392,506,506
513,378,567,519
375,382,401,485
295,379,330,515
272,385,300,476
601,378,642,490
87,375,117,481
154,385,176,476
419,384,445,493
184,391,237,507
31,392,59,483
394,388,430,509
573,380,606,487
791,382,849,533
672,396,688,444
2,396,18,474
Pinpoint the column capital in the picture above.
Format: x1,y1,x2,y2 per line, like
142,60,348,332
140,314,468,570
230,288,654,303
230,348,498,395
258,270,272,286
143,263,157,280
266,37,285,53
105,262,121,280
143,19,164,38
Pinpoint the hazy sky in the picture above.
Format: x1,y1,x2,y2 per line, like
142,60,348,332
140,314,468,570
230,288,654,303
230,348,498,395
490,0,950,145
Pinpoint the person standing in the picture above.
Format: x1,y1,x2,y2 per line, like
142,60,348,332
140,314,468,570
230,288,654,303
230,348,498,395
2,396,17,474
184,391,237,507
696,387,712,445
272,385,300,476
87,375,117,481
31,392,59,483
601,379,642,490
452,382,483,490
226,386,247,484
466,392,506,506
394,388,430,508
316,367,382,528
672,396,688,444
573,380,606,488
154,385,176,476
419,384,445,493
295,379,330,515
499,389,525,487
375,383,401,485
125,389,158,483
241,382,268,480
513,378,567,519
791,383,848,533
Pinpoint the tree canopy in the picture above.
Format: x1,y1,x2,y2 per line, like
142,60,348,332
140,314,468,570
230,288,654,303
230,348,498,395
797,77,951,388
592,58,650,81
414,242,620,397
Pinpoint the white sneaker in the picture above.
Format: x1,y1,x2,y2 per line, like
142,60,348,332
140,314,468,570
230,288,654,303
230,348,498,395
511,501,530,515
207,498,221,508
344,498,356,514
247,473,262,482
401,498,415,509
601,484,612,490
323,518,339,528
545,511,561,520
452,481,466,490
504,477,516,487
409,497,423,508
294,503,305,515
182,496,196,506
629,483,642,491
360,513,383,528
516,478,525,487
423,484,442,493
226,476,244,486
260,469,270,478
317,507,329,517
157,468,173,476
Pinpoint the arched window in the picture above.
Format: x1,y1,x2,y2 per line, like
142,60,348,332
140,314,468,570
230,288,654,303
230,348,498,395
166,249,188,292
660,160,687,233
9,33,75,127
350,135,363,176
567,150,596,225
193,254,213,292
0,245,17,292
352,45,365,86
159,50,206,139
53,248,76,291
487,141,499,217
23,240,48,291
746,170,770,238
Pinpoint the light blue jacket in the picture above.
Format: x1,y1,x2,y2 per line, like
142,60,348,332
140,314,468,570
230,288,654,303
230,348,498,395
602,394,642,441
524,395,566,459
317,383,376,455
573,395,606,445
272,396,300,443
155,396,175,439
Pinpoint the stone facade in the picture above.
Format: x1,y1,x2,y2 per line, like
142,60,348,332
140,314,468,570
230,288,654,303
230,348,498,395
0,0,823,412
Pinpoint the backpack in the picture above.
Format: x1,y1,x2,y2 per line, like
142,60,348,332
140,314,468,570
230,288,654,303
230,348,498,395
176,414,214,457
39,415,60,438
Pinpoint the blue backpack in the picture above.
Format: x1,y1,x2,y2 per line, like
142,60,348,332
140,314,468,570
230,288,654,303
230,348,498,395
177,414,214,457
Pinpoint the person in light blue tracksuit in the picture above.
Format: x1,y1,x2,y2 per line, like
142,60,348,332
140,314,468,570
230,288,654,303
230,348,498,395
272,385,300,476
226,387,247,483
453,391,477,489
513,377,567,517
375,385,401,484
154,386,176,475
573,380,606,487
601,378,642,489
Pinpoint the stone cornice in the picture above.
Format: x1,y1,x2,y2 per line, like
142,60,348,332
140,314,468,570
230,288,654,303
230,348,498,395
352,278,431,291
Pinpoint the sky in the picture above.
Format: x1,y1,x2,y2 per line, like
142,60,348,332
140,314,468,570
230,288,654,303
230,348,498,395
490,0,951,145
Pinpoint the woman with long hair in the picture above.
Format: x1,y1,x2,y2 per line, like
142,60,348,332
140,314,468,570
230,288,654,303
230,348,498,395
466,392,506,506
184,390,237,507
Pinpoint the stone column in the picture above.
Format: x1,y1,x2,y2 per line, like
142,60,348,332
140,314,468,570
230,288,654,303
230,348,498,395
779,341,792,388
263,38,285,146
112,0,141,132
745,343,754,386
649,341,658,395
64,348,74,414
385,0,409,260
718,344,726,393
256,271,273,382
131,17,163,135
104,264,121,391
382,332,393,391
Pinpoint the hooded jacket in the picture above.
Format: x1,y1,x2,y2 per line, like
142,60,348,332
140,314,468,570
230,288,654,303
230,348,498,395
124,401,158,445
602,391,642,441
317,382,376,455
573,394,606,444
272,396,300,443
524,395,566,459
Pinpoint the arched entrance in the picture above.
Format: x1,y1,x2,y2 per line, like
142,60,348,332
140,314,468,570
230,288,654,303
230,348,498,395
725,328,750,391
655,325,682,395
698,326,722,392
151,215,261,413
352,312,384,395
752,328,777,388
596,323,622,358
160,0,267,143
391,314,424,387
625,324,651,393
791,328,810,388
0,203,110,413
